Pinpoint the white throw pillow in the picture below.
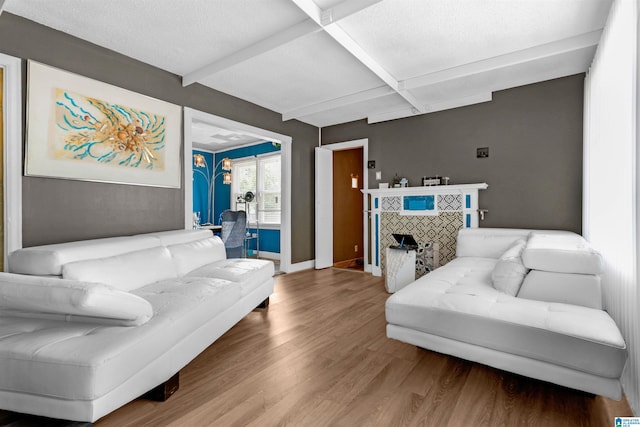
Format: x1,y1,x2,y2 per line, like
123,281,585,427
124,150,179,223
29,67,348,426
491,239,529,296
62,246,177,291
0,272,153,326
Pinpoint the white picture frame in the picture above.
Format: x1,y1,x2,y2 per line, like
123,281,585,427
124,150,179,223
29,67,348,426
26,61,182,188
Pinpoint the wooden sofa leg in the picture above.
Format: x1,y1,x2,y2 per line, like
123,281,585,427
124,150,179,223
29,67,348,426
142,372,179,402
257,297,270,309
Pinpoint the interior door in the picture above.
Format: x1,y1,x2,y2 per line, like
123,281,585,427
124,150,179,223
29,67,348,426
315,147,333,269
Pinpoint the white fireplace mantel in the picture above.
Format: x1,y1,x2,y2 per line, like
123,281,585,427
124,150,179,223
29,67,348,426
362,183,488,197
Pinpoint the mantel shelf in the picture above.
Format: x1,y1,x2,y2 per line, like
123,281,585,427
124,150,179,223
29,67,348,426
362,183,488,196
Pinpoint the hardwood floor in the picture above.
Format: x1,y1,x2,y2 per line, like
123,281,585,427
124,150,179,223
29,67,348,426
96,268,633,426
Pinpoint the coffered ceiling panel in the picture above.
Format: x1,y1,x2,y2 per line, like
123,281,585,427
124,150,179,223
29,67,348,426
335,0,611,80
199,31,385,113
4,0,308,75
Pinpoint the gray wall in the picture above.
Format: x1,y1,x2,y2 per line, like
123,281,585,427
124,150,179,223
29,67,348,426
322,75,584,234
0,13,317,262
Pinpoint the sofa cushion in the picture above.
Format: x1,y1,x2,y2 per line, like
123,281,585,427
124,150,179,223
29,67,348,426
491,239,529,296
0,273,152,326
167,237,227,276
522,233,603,275
456,228,532,259
518,270,603,309
8,236,160,276
62,247,177,292
186,259,275,296
386,258,627,379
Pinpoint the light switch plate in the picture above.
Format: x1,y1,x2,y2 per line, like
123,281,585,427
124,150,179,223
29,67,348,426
375,171,382,180
477,147,489,158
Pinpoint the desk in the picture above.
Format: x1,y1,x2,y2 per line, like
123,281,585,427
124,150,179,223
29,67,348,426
199,224,222,233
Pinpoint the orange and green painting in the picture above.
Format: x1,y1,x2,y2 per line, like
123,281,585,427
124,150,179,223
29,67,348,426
54,89,167,170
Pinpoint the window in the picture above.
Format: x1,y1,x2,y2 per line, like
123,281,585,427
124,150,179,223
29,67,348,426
231,153,281,226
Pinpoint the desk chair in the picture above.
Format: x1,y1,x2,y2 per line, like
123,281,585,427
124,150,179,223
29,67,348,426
220,210,247,258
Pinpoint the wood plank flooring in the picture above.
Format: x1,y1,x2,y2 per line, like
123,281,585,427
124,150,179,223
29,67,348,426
96,268,633,426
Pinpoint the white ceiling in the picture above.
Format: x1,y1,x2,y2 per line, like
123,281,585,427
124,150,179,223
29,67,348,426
191,119,266,151
4,0,612,127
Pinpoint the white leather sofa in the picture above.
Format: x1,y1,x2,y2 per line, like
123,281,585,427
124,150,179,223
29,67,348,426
386,228,627,399
0,229,274,422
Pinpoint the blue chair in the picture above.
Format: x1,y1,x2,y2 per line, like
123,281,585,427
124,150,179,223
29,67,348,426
220,210,247,258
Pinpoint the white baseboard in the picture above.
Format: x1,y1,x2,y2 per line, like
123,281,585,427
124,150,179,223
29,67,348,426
258,251,280,260
284,259,315,273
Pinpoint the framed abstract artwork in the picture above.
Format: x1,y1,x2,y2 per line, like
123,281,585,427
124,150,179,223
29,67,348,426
26,61,182,188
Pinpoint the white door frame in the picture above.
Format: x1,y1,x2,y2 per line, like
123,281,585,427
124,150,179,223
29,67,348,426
1,53,22,270
183,107,292,273
317,139,369,272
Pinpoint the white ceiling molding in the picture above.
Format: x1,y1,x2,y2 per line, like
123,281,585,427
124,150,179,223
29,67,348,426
368,92,493,124
403,30,603,90
290,0,425,113
283,85,394,121
183,19,321,87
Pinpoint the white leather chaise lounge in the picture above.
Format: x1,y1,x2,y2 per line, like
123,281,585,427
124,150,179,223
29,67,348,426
386,228,627,399
0,229,274,423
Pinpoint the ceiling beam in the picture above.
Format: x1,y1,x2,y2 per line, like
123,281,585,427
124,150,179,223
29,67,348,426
283,85,394,121
403,30,602,90
321,0,383,25
183,0,383,87
290,0,425,113
367,92,492,124
183,19,321,87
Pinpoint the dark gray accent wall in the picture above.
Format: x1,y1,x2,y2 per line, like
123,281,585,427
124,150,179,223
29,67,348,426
0,13,317,262
322,75,584,234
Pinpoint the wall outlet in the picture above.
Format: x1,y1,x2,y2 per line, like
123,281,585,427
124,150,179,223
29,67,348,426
354,244,358,252
477,147,489,158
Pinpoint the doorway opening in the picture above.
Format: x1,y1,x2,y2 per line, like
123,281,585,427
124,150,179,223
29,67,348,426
315,139,369,272
183,108,292,273
332,147,364,271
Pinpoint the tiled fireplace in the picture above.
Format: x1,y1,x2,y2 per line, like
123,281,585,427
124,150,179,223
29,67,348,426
365,183,488,277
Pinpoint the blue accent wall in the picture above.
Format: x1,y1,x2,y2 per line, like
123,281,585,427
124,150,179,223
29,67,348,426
192,150,214,225
213,142,281,253
246,228,281,253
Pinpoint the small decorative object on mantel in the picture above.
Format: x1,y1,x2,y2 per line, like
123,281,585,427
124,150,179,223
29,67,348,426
392,173,401,188
422,176,441,186
399,177,408,188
